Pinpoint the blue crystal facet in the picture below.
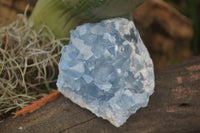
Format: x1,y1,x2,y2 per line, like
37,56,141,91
57,18,155,127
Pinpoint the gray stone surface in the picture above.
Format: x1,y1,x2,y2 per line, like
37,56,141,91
57,18,154,127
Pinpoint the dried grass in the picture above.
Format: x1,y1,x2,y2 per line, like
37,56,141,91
0,10,68,120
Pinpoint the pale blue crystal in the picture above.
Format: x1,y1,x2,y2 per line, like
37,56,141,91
57,18,155,127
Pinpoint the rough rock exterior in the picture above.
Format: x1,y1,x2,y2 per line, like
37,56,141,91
57,18,154,127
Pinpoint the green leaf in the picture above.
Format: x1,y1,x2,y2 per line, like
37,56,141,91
29,0,145,38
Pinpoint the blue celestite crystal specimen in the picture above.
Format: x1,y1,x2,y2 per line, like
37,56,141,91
57,18,155,127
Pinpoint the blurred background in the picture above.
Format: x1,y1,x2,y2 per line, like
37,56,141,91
164,0,200,56
133,0,200,67
0,0,199,68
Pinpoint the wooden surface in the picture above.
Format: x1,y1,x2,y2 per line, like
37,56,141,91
0,56,200,133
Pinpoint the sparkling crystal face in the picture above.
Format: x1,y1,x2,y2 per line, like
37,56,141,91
57,18,154,127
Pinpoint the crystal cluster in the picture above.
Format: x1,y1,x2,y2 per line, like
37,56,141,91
57,18,154,127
